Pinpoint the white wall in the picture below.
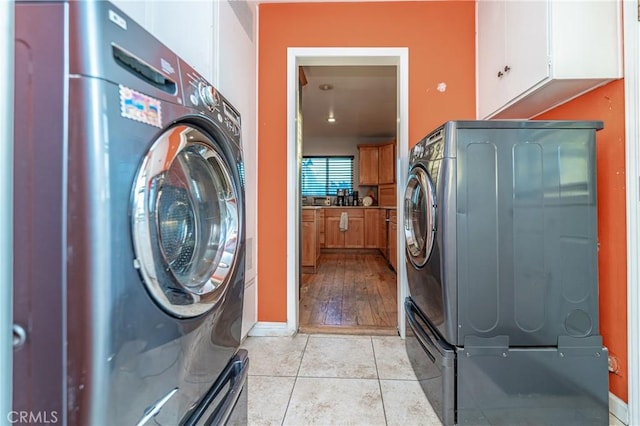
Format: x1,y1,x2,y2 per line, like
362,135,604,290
110,0,259,338
216,0,258,338
111,1,215,82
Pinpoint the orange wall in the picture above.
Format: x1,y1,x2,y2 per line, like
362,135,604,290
257,1,476,321
258,1,628,402
536,80,628,401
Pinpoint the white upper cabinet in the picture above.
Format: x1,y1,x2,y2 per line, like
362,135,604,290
476,0,622,119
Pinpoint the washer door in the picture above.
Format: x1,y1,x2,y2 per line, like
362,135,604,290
404,165,436,268
132,124,240,318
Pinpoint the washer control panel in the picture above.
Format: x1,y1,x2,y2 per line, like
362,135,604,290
179,61,242,145
221,101,241,137
198,82,220,110
411,127,445,164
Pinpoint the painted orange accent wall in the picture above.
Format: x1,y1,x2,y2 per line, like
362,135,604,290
536,80,628,401
257,1,476,322
258,0,627,403
258,0,628,403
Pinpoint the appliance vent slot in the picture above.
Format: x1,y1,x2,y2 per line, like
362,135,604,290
112,44,176,94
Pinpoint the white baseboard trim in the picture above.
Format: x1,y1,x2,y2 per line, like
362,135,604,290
247,321,296,337
610,392,629,425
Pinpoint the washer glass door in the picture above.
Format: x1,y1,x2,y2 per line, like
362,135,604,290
404,166,436,268
132,124,240,318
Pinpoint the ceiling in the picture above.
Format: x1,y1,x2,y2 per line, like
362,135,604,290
300,65,397,140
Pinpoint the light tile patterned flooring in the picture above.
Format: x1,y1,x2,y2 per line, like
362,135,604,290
240,334,627,426
240,334,441,426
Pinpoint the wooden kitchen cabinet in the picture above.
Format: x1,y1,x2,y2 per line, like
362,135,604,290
388,210,397,272
378,183,396,208
364,209,380,249
302,209,321,272
318,208,325,248
358,140,395,186
358,146,379,185
324,216,343,248
324,208,364,249
477,0,621,119
344,215,364,248
378,141,395,184
379,209,388,259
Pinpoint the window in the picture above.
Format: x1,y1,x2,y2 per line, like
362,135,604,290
301,156,354,196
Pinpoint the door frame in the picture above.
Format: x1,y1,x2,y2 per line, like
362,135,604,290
622,1,639,424
285,47,409,337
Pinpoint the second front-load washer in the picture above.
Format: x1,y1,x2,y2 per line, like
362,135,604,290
402,120,609,425
13,2,247,424
403,120,604,347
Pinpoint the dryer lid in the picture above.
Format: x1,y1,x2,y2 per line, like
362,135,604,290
132,124,240,318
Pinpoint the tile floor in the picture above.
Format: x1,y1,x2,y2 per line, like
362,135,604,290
240,333,626,426
240,333,440,425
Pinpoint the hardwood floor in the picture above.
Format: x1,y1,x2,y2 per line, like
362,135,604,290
299,250,398,335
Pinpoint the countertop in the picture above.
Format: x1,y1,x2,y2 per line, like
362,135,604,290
302,205,396,209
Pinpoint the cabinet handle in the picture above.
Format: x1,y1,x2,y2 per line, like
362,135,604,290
498,65,511,78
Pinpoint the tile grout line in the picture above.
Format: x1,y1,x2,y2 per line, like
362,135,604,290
370,336,390,426
280,334,311,426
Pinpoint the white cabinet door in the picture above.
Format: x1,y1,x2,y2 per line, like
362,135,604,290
503,0,548,101
476,0,507,118
477,0,622,119
477,0,549,119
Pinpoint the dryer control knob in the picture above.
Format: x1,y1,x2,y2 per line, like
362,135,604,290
198,82,219,110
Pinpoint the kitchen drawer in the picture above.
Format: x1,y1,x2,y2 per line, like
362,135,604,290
302,209,316,221
324,208,364,218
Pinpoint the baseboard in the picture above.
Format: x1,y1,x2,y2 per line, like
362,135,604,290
610,392,629,425
247,321,296,337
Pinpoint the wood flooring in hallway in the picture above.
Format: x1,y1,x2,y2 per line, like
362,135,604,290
299,251,398,335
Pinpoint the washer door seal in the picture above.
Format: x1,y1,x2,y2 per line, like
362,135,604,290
132,124,240,318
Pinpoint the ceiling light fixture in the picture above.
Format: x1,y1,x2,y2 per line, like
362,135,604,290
319,83,334,91
327,116,336,123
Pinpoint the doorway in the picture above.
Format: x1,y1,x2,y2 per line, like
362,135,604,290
298,65,397,335
285,47,409,338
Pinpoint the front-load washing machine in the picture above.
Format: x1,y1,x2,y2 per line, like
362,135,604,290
403,120,609,425
13,2,247,424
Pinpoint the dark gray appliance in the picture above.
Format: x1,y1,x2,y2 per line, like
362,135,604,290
404,120,609,425
13,2,248,424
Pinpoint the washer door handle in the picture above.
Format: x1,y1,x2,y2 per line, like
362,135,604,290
13,324,27,350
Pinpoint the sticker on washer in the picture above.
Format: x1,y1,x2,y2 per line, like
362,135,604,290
119,85,162,128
